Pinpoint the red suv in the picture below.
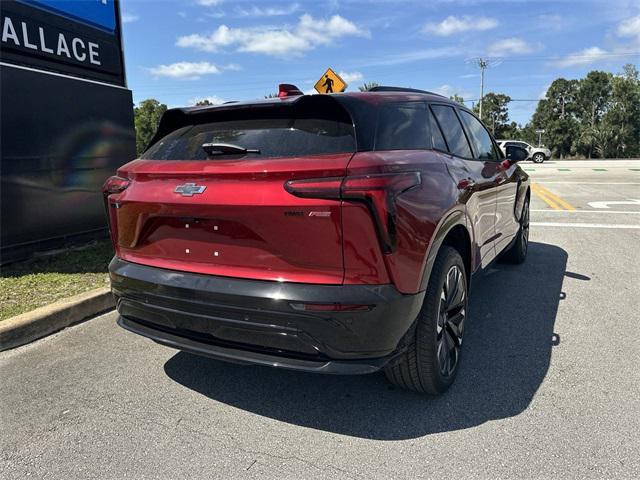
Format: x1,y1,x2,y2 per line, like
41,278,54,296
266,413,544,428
104,86,530,394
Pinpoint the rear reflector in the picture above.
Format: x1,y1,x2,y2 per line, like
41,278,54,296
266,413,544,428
289,303,373,312
285,172,421,253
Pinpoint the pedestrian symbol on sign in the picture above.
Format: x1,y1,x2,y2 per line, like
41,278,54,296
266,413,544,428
322,75,334,93
314,68,347,94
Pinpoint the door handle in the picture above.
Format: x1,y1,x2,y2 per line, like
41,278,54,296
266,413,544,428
457,178,476,190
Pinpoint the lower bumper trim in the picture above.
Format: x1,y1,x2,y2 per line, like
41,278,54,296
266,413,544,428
118,316,395,375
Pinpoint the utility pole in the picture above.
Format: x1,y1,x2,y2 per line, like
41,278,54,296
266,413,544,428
477,58,488,121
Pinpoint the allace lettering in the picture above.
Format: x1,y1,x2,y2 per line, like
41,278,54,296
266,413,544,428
1,16,101,66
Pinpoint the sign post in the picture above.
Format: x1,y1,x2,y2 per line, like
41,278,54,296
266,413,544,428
535,128,545,147
314,68,347,94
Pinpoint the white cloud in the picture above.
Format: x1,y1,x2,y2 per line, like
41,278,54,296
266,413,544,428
121,13,139,23
617,15,640,44
434,84,471,100
149,62,221,80
552,47,609,67
358,46,464,67
197,0,223,6
205,11,226,19
176,14,365,57
235,4,300,17
487,38,536,56
338,71,363,83
189,95,226,105
546,15,639,69
537,13,564,31
423,15,498,36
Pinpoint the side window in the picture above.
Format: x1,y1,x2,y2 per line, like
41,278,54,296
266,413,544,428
458,110,497,160
375,103,429,151
427,108,448,151
430,105,472,158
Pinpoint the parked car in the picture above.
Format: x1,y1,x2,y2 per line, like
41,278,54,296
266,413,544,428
497,140,551,163
104,85,530,394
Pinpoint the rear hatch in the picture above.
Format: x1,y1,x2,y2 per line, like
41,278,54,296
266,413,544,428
106,96,355,284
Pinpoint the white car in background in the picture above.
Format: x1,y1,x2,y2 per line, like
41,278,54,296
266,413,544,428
497,140,551,163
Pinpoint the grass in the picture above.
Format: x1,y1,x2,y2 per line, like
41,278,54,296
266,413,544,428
0,241,114,321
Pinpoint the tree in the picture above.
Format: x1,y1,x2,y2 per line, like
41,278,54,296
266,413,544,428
575,71,612,158
473,92,511,137
195,99,214,106
500,121,521,140
601,64,640,157
264,93,279,98
528,78,580,158
358,82,379,92
134,99,167,154
449,94,464,105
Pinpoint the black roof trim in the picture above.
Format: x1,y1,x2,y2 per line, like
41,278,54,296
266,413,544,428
368,86,446,97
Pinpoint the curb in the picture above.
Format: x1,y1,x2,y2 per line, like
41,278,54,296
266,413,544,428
0,287,115,352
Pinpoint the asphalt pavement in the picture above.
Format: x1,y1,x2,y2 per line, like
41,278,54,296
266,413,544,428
1,159,639,479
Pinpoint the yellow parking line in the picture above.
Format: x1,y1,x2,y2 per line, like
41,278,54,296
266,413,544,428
531,183,576,211
531,183,563,210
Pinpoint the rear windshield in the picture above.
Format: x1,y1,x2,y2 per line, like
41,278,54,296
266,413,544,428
142,100,355,160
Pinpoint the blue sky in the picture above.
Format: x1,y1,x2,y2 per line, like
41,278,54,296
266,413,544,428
120,0,640,124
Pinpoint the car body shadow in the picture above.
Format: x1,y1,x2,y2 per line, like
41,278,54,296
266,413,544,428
164,241,568,440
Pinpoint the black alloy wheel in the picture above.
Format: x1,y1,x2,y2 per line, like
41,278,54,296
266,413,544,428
384,246,468,394
436,265,466,377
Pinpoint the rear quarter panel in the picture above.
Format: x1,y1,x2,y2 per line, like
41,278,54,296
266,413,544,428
345,150,467,294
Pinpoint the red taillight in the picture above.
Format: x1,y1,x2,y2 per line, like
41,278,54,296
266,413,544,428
283,177,342,198
102,175,130,194
285,172,421,253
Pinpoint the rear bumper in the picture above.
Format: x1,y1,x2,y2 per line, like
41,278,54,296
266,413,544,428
109,258,424,374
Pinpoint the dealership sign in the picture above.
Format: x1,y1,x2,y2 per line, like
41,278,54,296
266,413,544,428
2,16,103,66
0,0,125,85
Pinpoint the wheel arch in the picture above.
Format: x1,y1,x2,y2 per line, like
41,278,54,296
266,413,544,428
419,209,475,292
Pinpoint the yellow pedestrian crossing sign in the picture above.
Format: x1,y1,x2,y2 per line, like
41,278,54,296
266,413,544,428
314,68,347,94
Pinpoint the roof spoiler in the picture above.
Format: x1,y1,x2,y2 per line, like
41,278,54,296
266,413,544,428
368,86,445,97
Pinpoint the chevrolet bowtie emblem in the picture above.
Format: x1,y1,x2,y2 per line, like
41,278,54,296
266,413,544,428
174,183,206,197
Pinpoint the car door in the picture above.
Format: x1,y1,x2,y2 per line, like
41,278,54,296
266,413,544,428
430,104,498,266
458,110,521,254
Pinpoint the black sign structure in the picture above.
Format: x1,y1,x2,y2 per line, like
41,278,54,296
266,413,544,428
1,0,136,260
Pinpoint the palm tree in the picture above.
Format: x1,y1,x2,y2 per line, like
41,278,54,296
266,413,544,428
358,82,379,92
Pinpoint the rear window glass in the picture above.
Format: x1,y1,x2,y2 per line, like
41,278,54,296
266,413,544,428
430,105,473,158
142,102,355,160
375,103,429,150
427,109,448,151
458,110,497,160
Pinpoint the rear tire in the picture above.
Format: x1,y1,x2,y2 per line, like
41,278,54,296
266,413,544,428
532,153,545,163
501,197,529,264
384,246,467,394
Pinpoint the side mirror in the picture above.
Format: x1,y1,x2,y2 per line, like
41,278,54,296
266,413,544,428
505,145,528,163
